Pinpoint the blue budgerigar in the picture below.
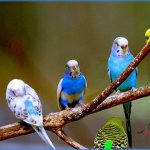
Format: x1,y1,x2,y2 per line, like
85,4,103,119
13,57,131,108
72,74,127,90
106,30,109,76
57,59,87,110
6,79,55,150
108,37,137,148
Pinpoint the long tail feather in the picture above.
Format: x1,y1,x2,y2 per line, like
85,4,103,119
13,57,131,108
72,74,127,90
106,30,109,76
32,126,56,150
123,102,132,148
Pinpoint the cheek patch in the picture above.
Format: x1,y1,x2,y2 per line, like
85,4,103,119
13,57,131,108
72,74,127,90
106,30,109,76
69,72,72,76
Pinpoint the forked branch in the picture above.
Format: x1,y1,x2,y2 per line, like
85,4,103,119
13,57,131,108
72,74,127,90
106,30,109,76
0,43,150,149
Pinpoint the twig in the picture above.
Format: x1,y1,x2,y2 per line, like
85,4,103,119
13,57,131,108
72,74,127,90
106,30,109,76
52,128,87,149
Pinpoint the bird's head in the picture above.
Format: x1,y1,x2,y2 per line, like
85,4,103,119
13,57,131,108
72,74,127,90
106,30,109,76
112,37,129,57
107,117,125,127
145,29,150,44
7,79,25,97
64,59,81,78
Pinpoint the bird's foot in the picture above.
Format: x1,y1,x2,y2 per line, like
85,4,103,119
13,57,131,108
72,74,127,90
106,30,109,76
65,106,71,111
115,90,121,95
131,87,136,92
19,120,31,129
78,102,86,109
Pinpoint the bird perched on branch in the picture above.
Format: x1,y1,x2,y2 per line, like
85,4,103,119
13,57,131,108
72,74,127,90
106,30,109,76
94,117,128,149
6,79,55,150
108,37,137,148
145,29,150,44
57,59,87,110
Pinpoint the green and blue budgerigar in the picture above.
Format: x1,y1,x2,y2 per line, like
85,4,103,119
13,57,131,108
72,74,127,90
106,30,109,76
145,29,150,44
94,117,128,149
108,37,137,148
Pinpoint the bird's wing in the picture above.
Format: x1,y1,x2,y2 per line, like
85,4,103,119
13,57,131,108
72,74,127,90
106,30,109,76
57,78,63,100
83,75,87,95
107,67,113,83
25,84,42,114
135,67,138,78
107,56,113,83
9,97,30,120
130,53,138,82
24,83,42,114
57,78,63,110
23,95,43,126
24,83,40,100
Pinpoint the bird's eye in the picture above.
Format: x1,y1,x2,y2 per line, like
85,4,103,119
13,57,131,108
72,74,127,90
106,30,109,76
117,50,120,53
12,91,15,95
145,36,149,40
116,42,119,46
65,65,70,71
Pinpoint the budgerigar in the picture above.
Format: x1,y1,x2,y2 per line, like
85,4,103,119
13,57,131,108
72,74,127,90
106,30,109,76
57,59,87,110
108,37,137,148
6,79,55,150
94,117,128,149
145,29,150,44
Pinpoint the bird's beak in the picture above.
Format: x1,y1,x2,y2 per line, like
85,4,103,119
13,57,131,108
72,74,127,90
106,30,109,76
121,46,127,54
147,39,150,44
74,67,79,74
72,67,79,77
122,47,126,54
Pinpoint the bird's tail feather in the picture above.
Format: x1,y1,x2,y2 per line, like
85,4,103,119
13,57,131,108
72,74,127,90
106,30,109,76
32,126,55,150
104,140,113,150
123,102,132,148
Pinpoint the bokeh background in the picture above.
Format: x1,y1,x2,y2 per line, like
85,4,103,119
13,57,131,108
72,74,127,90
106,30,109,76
0,2,150,149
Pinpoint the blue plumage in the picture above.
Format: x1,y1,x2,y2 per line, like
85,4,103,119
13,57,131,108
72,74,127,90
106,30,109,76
108,37,137,148
24,99,38,116
108,48,137,91
61,75,86,94
57,60,87,110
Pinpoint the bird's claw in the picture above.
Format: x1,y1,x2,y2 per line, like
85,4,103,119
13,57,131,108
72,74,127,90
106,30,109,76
78,103,86,109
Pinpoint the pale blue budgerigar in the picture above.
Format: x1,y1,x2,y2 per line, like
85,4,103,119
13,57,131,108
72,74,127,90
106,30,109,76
57,59,87,110
6,79,55,150
108,37,137,148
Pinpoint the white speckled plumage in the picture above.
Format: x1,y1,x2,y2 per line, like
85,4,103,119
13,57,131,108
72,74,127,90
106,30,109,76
6,79,55,150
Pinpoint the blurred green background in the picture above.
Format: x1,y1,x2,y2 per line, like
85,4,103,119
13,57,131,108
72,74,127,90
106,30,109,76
0,2,150,148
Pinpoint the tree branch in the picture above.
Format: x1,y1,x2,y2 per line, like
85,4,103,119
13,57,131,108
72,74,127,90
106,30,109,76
94,86,150,113
0,43,150,149
0,86,150,145
52,128,87,149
